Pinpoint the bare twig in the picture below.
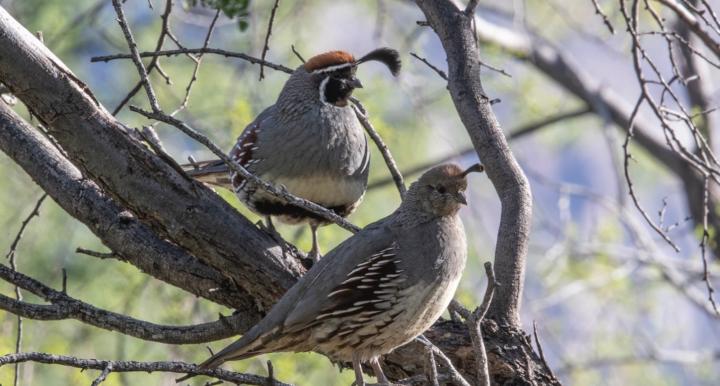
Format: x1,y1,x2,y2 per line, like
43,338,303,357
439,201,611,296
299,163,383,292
91,363,112,386
112,0,175,114
532,321,555,378
415,335,472,386
410,52,448,80
467,262,496,386
699,174,720,315
259,0,281,80
590,0,616,33
92,48,294,74
0,352,292,386
76,248,116,259
6,194,48,261
351,100,406,198
170,9,221,114
424,346,440,386
5,193,47,386
111,0,161,112
291,44,305,63
658,0,720,60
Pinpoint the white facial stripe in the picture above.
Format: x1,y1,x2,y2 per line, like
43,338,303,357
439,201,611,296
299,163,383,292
311,62,354,74
319,76,330,105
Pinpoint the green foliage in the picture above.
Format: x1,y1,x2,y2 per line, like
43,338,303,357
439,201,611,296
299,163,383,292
185,0,252,30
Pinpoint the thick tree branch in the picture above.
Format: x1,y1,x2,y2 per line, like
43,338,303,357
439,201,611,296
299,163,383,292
0,102,258,314
0,7,306,310
415,0,532,327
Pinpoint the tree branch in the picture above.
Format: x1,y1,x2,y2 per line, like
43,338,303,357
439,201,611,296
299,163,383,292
415,0,532,327
0,7,306,311
91,47,295,74
0,352,292,386
0,262,247,344
0,102,258,314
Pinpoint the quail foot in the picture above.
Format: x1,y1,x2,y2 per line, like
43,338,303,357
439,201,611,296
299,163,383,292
185,48,401,263
177,163,484,386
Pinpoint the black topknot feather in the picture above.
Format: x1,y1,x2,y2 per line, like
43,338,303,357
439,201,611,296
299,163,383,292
356,47,401,76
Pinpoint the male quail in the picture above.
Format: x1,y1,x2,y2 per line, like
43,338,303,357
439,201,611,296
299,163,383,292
178,163,484,386
186,48,401,261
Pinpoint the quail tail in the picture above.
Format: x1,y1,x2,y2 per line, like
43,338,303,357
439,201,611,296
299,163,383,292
181,159,232,189
175,338,260,383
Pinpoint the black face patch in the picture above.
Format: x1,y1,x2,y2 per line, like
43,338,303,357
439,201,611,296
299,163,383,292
324,77,354,105
320,68,357,106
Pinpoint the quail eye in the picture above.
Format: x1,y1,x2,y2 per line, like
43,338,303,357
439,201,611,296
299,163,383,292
436,185,447,194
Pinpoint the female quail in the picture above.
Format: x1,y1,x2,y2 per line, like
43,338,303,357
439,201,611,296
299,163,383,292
178,163,484,386
187,48,401,261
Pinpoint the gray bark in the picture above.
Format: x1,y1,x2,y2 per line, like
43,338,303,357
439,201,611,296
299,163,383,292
415,0,532,328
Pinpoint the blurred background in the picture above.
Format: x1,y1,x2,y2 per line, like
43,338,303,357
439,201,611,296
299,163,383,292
0,0,718,385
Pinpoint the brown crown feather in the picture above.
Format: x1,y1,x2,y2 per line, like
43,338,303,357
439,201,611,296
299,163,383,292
304,51,355,72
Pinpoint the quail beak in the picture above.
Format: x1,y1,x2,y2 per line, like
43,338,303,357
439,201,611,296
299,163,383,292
454,191,468,205
349,77,363,89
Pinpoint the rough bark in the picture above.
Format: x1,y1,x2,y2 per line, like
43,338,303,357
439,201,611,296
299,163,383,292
0,103,258,315
0,6,304,310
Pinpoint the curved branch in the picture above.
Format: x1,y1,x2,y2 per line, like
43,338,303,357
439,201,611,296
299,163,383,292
415,0,532,327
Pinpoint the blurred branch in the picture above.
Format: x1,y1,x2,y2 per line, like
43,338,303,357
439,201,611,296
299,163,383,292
556,348,720,375
369,106,591,190
473,10,720,262
0,352,292,386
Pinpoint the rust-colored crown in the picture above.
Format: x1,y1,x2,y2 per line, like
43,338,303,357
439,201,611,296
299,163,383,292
304,51,355,72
